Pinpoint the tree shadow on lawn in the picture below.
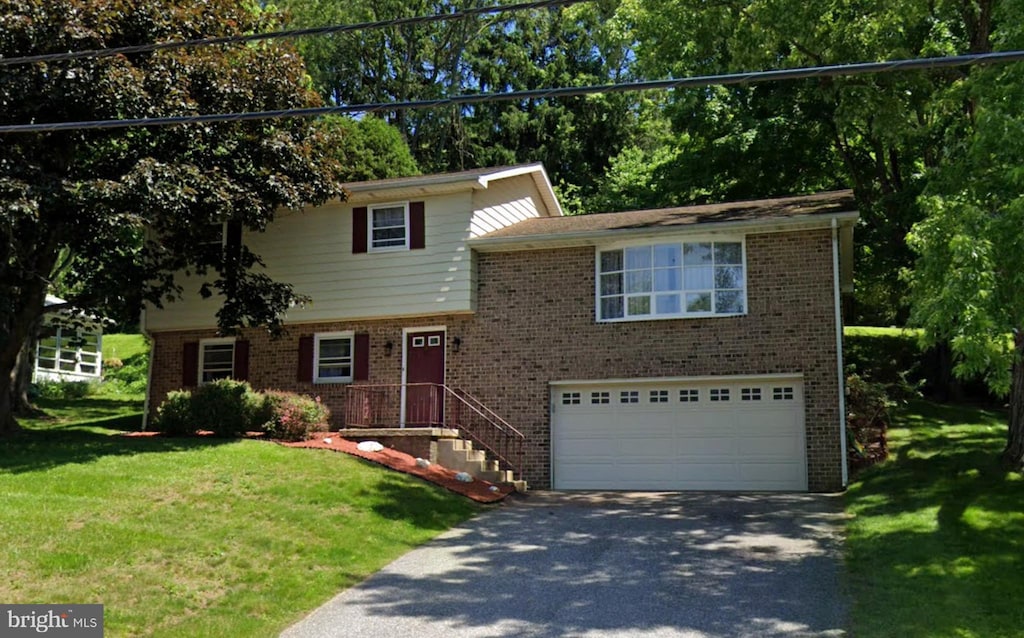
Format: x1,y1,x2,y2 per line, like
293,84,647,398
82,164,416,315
0,424,234,474
846,402,1024,636
367,470,489,531
288,493,848,638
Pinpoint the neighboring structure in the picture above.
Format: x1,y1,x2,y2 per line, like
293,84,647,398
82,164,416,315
144,163,858,492
34,295,104,382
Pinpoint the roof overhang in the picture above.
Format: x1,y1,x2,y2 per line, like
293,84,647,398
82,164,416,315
340,163,562,216
468,210,860,252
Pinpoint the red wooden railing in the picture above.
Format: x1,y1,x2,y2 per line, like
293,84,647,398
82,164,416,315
344,383,524,478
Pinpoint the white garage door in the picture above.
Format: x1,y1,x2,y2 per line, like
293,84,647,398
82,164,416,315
551,376,807,491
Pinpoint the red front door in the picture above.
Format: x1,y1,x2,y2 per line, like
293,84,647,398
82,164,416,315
405,330,445,426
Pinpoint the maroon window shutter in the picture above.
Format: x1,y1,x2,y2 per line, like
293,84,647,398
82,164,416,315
182,342,199,388
233,340,249,381
409,201,425,249
297,336,314,383
354,333,370,381
352,207,368,253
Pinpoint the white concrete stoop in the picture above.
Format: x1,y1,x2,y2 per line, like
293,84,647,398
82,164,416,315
435,438,527,491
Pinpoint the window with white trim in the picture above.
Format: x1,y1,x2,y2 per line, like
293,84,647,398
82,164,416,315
369,203,409,251
199,338,235,383
773,386,795,400
620,390,639,404
314,332,354,383
561,392,581,405
36,327,101,377
741,388,762,401
649,390,669,403
598,240,745,321
679,388,699,402
710,388,730,402
590,391,610,404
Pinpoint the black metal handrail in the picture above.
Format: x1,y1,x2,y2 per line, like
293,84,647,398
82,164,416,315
344,383,525,478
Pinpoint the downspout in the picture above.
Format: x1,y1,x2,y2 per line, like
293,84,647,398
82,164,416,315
140,307,154,431
832,218,849,488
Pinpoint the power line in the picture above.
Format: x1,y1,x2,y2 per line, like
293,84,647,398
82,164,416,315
2,49,1022,134
0,0,584,67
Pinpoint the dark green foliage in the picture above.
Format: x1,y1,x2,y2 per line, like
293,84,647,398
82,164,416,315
101,352,148,395
0,0,343,430
319,116,419,182
154,385,329,440
154,390,195,436
845,373,891,472
32,380,96,400
189,380,264,437
256,390,331,442
844,330,924,391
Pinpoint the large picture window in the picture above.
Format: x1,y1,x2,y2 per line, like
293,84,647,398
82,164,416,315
598,240,746,321
314,332,354,383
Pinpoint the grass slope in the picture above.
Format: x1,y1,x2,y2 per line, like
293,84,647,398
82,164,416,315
845,400,1024,637
2,398,481,637
101,333,149,361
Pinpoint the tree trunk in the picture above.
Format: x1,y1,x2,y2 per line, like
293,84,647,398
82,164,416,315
1002,333,1024,471
0,361,21,435
11,322,40,415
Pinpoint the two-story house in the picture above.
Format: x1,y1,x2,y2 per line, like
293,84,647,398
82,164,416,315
144,163,857,492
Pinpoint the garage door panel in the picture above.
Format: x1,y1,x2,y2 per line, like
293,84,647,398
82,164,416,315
553,377,807,491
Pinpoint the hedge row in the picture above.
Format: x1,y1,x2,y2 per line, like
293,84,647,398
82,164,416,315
843,326,996,403
154,379,330,441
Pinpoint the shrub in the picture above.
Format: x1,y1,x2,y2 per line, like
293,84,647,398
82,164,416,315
100,352,149,395
154,390,195,436
846,373,892,473
190,379,263,436
33,380,97,400
258,391,330,441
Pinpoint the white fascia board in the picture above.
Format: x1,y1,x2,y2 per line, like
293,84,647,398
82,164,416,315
475,164,563,218
469,210,860,252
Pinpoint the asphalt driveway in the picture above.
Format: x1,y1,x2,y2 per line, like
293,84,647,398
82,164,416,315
281,492,847,638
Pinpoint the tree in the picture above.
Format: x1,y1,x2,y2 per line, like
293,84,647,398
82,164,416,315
614,0,994,325
320,116,420,182
0,0,343,432
907,5,1024,469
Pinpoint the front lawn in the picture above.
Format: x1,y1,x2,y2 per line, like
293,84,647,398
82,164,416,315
845,400,1024,637
1,396,481,637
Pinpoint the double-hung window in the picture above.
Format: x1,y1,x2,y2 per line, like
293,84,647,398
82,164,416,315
314,332,354,383
199,338,235,383
598,239,746,321
369,204,409,251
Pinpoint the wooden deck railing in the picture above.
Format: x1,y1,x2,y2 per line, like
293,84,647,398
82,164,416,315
344,383,525,478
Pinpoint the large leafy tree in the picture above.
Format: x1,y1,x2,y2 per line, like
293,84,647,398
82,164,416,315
280,0,640,207
615,0,994,324
0,0,343,431
907,2,1024,469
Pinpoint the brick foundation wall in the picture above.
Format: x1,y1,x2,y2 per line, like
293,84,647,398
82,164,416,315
147,229,844,491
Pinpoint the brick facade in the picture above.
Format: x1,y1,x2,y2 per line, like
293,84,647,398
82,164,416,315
148,229,844,491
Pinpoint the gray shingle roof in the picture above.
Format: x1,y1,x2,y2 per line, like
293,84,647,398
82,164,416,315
477,190,856,240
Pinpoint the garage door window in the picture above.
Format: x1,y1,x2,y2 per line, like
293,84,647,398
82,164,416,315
561,392,581,405
598,239,745,321
710,388,730,401
649,390,669,403
773,387,794,400
620,390,639,404
590,391,610,404
679,389,699,402
741,388,762,401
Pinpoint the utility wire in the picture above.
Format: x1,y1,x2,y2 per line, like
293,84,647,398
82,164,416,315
0,0,584,66
2,49,1022,134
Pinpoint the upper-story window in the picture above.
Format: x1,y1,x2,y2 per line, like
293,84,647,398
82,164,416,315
369,204,409,251
597,239,746,321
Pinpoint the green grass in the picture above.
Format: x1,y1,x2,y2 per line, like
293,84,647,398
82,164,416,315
2,397,481,637
844,325,923,338
845,400,1024,637
101,333,149,361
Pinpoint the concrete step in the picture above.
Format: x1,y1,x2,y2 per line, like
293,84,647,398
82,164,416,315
434,437,527,490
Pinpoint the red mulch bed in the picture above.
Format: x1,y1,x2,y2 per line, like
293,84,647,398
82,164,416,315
283,433,514,503
124,430,513,503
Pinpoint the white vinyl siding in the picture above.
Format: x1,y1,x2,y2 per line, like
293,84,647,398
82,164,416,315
469,174,546,237
598,238,746,322
314,332,354,383
143,174,558,332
